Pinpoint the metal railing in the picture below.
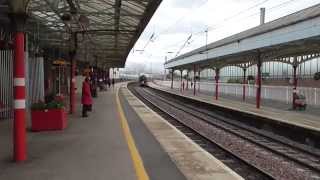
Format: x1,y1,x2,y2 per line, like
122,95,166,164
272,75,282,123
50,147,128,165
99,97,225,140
0,50,13,119
0,50,45,120
155,80,320,106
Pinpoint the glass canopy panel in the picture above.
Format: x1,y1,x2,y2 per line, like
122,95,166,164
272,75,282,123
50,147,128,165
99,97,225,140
23,0,161,67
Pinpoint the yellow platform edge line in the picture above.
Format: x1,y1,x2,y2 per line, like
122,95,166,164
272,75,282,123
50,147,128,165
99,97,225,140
116,87,149,180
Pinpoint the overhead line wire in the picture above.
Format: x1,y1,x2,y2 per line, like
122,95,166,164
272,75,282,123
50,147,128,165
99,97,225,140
166,0,303,54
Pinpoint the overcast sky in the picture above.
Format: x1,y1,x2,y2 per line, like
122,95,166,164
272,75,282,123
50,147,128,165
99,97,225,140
124,0,320,74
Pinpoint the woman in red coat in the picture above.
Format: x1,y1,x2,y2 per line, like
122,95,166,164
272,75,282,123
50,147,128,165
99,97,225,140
81,77,93,117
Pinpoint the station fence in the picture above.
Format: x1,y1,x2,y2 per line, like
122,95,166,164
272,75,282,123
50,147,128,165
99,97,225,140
0,50,13,119
0,50,44,120
155,80,320,107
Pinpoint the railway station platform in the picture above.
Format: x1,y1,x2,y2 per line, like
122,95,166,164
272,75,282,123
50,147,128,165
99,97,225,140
0,82,242,180
150,82,320,132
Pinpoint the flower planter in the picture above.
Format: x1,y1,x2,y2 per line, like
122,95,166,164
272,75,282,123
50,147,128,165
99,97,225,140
31,108,67,131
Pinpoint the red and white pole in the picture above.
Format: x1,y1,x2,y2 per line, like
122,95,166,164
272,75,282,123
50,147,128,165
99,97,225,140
215,68,220,100
13,31,27,162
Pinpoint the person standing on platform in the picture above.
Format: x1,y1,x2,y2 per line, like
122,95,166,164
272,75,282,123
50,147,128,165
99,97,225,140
107,77,111,89
182,81,185,93
81,77,93,117
111,78,115,89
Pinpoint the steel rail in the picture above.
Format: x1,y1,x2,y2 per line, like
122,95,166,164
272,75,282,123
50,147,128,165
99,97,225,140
149,86,320,159
143,87,320,175
129,84,275,180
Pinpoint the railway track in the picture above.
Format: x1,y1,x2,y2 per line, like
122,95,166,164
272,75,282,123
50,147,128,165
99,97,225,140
128,83,273,180
128,83,320,180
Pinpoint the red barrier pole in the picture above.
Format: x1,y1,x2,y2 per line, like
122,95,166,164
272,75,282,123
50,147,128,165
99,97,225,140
215,68,220,100
13,31,27,162
243,68,247,101
256,59,262,109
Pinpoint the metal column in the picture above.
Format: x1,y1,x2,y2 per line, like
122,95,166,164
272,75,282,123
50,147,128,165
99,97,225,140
69,32,77,114
69,51,76,114
292,64,298,109
171,69,174,89
243,68,247,101
215,68,220,100
193,65,196,96
256,57,262,109
198,69,200,93
186,71,189,90
180,70,183,92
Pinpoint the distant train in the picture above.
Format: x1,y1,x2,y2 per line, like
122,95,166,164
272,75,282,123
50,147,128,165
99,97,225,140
138,75,148,86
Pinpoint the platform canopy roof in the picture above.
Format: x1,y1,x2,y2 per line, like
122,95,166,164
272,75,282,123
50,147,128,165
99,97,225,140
165,3,320,70
0,0,162,68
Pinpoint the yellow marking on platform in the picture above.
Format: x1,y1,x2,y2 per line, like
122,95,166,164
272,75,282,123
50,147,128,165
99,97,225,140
116,87,149,180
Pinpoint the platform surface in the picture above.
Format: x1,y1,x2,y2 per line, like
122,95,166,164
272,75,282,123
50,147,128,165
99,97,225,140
0,82,191,180
0,84,137,180
150,82,320,132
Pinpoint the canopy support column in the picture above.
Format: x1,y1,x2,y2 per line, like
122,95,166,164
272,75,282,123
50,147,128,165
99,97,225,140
171,69,174,89
180,70,183,92
186,71,189,90
256,57,262,109
198,69,200,93
69,51,76,114
243,68,247,101
69,33,77,114
292,64,298,109
193,65,196,96
215,68,220,100
11,13,27,162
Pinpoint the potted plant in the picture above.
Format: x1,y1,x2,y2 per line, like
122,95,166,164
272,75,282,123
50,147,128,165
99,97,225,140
31,97,67,131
